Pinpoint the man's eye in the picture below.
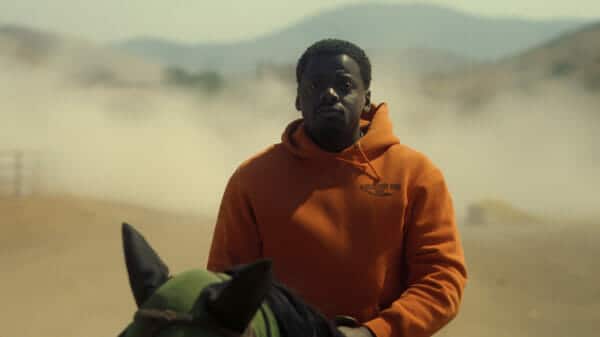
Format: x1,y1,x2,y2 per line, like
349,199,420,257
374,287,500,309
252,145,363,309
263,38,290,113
339,80,352,91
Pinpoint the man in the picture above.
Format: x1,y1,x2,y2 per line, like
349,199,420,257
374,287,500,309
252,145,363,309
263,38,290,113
207,39,467,337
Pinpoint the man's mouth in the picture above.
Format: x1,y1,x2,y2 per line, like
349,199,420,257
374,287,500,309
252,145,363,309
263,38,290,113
316,106,344,118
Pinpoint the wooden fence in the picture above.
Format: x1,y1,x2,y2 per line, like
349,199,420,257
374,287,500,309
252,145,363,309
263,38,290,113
0,150,40,197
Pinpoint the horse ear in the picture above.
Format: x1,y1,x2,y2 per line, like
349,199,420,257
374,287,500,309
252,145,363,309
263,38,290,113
203,259,273,333
122,222,170,307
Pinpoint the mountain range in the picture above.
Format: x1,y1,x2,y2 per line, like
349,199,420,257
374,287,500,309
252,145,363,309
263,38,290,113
111,3,587,73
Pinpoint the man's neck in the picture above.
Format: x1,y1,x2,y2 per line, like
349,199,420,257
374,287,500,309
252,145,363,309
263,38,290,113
306,127,362,153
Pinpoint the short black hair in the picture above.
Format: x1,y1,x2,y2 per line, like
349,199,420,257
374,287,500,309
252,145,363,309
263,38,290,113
296,39,372,88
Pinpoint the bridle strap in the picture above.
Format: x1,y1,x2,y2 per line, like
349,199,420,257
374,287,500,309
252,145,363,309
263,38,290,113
134,308,243,337
258,306,273,337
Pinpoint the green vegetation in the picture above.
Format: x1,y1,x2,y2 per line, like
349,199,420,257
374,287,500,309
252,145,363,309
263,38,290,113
550,60,576,77
163,66,224,93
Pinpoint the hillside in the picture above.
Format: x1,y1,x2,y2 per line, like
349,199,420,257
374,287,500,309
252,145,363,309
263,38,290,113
422,22,600,109
0,24,163,88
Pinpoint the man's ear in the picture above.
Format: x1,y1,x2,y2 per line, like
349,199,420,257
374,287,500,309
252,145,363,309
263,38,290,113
295,95,301,111
363,90,372,112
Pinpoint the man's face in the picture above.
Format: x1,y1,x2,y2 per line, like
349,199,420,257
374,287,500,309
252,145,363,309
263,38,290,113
296,53,370,141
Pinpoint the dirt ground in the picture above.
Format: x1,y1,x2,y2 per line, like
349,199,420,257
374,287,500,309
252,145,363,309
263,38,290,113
1,195,598,337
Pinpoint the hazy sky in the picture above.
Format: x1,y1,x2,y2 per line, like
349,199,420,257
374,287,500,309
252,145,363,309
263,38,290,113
2,0,599,43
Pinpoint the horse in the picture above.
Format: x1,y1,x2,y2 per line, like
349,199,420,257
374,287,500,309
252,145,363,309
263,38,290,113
118,222,353,337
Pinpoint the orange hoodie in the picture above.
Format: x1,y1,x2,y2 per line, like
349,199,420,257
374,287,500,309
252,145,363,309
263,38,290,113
207,103,467,337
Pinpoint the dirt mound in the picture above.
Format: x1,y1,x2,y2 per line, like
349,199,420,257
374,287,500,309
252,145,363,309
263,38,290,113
465,199,546,226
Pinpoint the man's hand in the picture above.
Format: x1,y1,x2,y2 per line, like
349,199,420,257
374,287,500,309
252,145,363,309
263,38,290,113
337,326,375,337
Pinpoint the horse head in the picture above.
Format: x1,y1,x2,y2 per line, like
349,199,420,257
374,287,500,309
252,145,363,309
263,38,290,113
119,223,279,337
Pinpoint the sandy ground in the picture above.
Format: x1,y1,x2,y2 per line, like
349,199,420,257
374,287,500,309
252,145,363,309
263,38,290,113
1,195,598,337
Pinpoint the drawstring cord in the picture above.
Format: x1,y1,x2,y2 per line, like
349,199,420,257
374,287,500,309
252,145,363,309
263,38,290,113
335,141,381,183
355,141,381,182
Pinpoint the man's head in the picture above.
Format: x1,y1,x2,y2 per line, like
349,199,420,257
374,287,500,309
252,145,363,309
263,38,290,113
295,39,372,152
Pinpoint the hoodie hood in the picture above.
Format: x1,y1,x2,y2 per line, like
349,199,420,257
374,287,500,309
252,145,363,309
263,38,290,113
282,102,400,162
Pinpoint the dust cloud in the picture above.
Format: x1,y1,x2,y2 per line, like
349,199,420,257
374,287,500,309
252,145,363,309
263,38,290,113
1,35,599,222
1,35,294,216
373,73,600,222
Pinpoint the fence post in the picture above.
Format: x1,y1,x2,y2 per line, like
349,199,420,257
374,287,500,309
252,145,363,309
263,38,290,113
14,151,23,198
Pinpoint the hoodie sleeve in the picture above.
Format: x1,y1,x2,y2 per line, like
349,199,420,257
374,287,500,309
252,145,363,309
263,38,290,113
364,166,467,337
207,168,262,272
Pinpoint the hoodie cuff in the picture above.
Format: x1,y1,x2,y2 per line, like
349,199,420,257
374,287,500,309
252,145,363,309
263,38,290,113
363,317,392,337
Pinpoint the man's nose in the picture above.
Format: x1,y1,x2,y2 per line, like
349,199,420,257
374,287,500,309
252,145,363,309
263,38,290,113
320,87,339,104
